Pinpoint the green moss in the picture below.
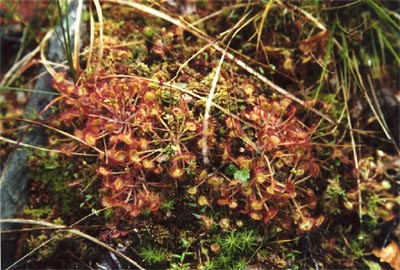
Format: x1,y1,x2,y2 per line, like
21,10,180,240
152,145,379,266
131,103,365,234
139,245,169,266
23,206,53,220
27,149,99,221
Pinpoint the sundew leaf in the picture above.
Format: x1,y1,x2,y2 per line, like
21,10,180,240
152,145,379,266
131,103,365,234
234,167,250,185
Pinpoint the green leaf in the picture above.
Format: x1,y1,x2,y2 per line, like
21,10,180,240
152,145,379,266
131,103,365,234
44,164,58,170
192,213,202,219
234,168,250,184
224,164,238,177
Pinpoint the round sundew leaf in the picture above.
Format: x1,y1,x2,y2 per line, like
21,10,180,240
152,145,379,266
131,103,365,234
207,176,223,188
143,90,156,102
148,200,161,212
314,215,325,227
263,207,278,224
184,121,197,131
281,155,294,166
242,186,253,196
201,215,214,230
169,164,184,179
105,123,117,132
138,138,149,150
274,159,285,169
268,135,281,145
53,72,65,84
198,195,210,207
97,166,111,177
255,172,267,184
244,84,255,96
310,161,320,177
119,133,134,145
228,200,238,209
142,158,155,169
187,186,197,195
210,243,220,253
114,178,124,190
279,98,292,109
385,201,394,211
217,198,230,206
101,197,111,208
298,218,313,231
130,207,141,217
266,185,275,195
249,211,263,220
219,217,230,230
250,200,264,211
85,133,97,146
115,151,127,162
198,169,208,181
128,149,140,163
293,168,305,176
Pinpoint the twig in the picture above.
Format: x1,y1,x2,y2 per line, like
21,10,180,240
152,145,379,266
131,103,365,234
92,0,104,76
202,51,226,165
3,117,104,155
0,135,96,156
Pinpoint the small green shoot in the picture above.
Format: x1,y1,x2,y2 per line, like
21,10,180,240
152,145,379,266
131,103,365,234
234,167,251,185
139,245,168,265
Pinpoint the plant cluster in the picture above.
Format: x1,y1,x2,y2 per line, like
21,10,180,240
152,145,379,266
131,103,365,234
51,63,323,234
46,1,327,232
51,69,202,220
193,93,323,232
